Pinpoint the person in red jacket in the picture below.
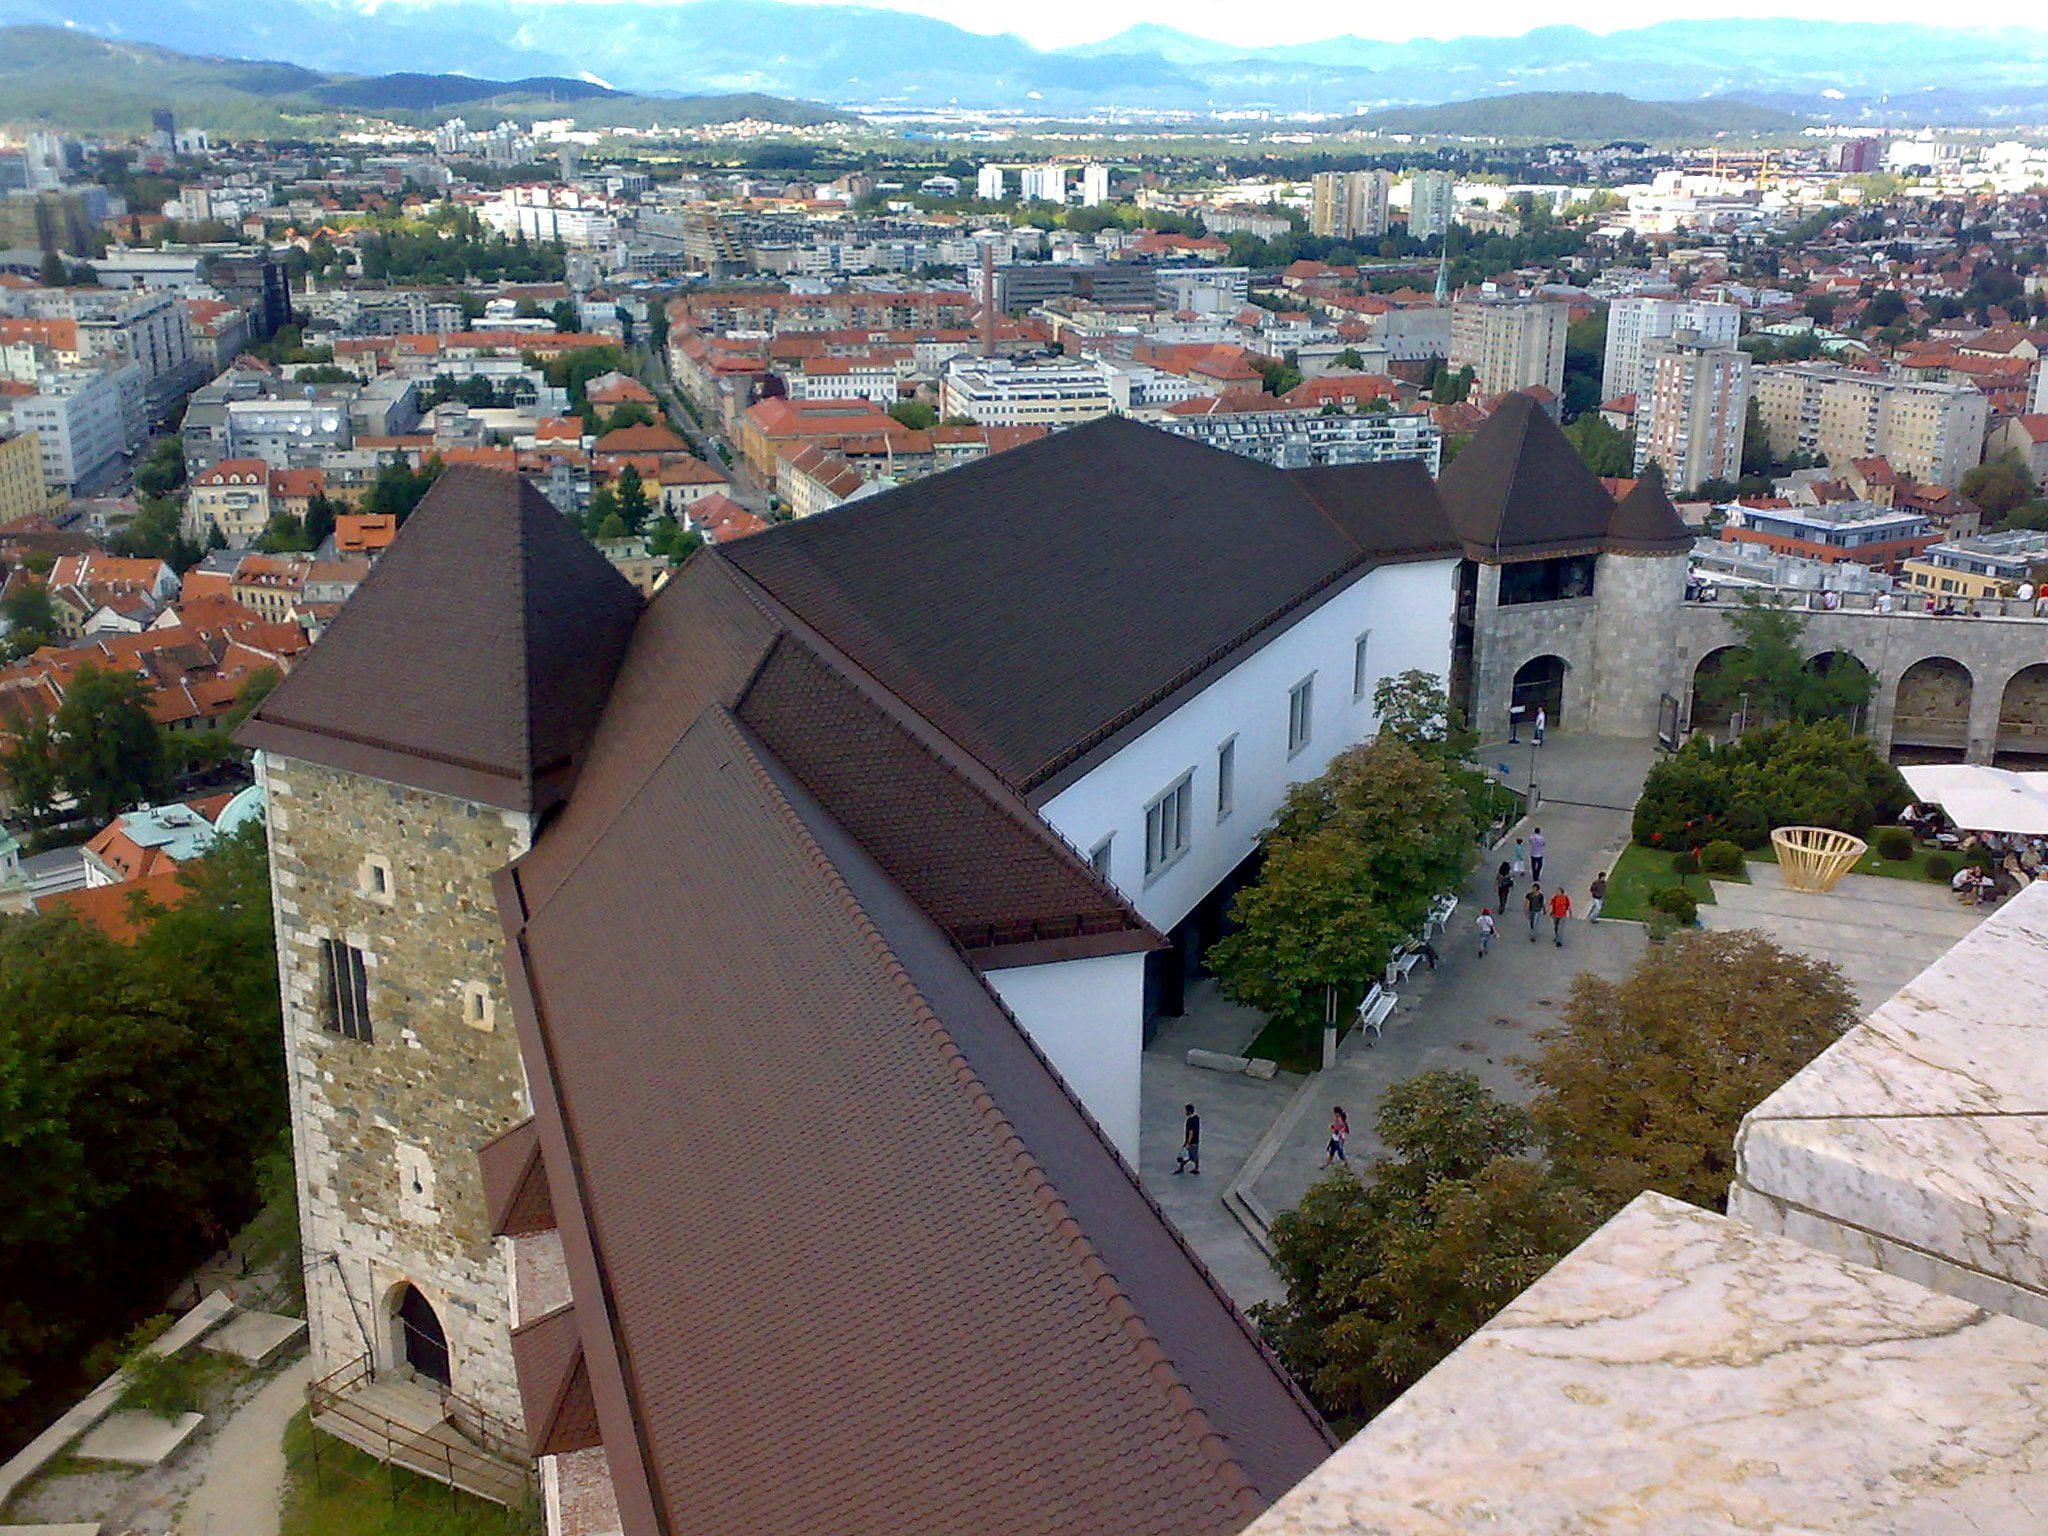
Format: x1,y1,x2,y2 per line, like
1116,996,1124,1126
1549,887,1573,947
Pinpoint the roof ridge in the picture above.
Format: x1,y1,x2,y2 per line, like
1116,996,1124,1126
720,709,1263,1519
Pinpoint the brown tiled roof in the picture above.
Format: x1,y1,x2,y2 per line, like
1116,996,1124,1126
480,1117,553,1237
509,1305,600,1457
497,704,1330,1536
722,415,1460,797
237,468,642,812
1607,476,1694,554
1437,390,1617,561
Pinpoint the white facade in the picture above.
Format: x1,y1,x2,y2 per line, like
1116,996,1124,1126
976,164,1007,201
983,952,1148,1157
1080,164,1113,207
940,356,1129,426
1020,164,1070,204
10,368,135,490
1407,171,1457,241
1450,297,1568,399
1602,295,1741,403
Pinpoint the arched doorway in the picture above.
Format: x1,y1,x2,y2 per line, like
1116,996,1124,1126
1511,655,1568,732
394,1283,451,1388
1893,657,1973,757
1998,664,2048,764
1802,650,1875,732
1689,646,1741,738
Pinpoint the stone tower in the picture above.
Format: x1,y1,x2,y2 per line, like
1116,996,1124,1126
238,468,640,1435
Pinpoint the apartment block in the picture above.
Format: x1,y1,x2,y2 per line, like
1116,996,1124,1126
0,429,48,522
1633,331,1751,492
6,366,143,492
939,356,1131,427
1449,295,1568,399
1753,363,1989,488
1407,170,1457,241
1602,294,1741,403
1310,170,1392,241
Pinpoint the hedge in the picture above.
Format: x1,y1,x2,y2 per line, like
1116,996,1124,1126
1633,721,1908,851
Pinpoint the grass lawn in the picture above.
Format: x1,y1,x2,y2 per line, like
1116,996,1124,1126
1599,842,1721,923
1244,1016,1325,1076
281,1411,539,1536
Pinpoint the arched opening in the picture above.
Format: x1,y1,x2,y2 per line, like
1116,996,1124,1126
1998,664,2048,765
393,1283,451,1388
1510,655,1568,732
1893,657,1973,758
1802,649,1875,732
1688,645,1741,739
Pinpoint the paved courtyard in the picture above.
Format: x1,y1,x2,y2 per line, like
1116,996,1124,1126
1136,732,2002,1316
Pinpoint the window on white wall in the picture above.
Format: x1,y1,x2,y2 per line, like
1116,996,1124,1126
1352,631,1374,701
1089,836,1113,880
1216,736,1236,822
1144,773,1194,878
1288,675,1315,757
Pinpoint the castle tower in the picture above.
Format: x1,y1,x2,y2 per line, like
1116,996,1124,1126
237,469,640,1449
1590,475,1694,735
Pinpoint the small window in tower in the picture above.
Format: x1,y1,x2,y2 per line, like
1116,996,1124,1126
320,938,372,1042
359,855,394,904
462,982,495,1033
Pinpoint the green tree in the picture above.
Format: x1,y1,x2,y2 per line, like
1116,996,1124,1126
302,493,339,551
1739,397,1774,478
1962,453,2036,522
37,250,66,287
1,581,60,661
1563,412,1634,478
361,459,444,525
1209,738,1476,1039
0,701,60,820
1332,348,1367,371
1254,1071,1599,1423
647,517,703,563
593,511,629,541
1700,597,1874,726
133,439,187,500
613,465,651,533
888,399,937,431
1429,363,1475,405
224,667,280,733
551,300,580,333
1863,289,1908,329
255,513,312,553
602,402,657,434
51,662,165,823
107,497,203,573
1561,308,1607,419
1526,930,1856,1210
1371,669,1474,760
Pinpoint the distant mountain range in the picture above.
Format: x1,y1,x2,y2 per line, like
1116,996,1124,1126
5,3,2048,125
1351,92,1806,141
0,26,851,133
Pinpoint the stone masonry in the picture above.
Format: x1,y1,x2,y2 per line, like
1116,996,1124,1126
264,751,535,1431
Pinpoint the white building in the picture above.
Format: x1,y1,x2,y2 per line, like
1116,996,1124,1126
1602,294,1742,404
1634,331,1752,492
6,367,141,491
975,164,1006,201
1311,170,1392,240
1155,408,1442,473
940,356,1132,426
1020,164,1070,205
1080,164,1112,207
1407,170,1457,241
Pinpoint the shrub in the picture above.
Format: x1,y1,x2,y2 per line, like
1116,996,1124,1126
1925,853,1957,883
1633,721,1906,851
1874,826,1913,862
1647,885,1699,926
1700,840,1745,877
1670,852,1701,878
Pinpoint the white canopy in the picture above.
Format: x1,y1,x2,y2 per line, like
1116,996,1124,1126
1901,764,2048,836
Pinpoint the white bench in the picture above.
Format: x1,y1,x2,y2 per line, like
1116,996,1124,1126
1357,982,1399,1041
1385,948,1424,987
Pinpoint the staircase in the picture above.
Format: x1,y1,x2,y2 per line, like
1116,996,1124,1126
308,1355,534,1508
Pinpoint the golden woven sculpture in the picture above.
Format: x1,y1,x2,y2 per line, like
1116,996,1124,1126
1771,826,1867,893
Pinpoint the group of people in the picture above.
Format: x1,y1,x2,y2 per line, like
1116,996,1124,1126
1475,828,1607,953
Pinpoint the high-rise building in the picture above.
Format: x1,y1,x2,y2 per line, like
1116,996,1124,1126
209,253,292,340
1309,170,1392,241
1019,164,1069,204
1752,363,1990,488
1449,295,1569,401
1837,136,1883,174
1602,295,1741,404
1407,170,1457,241
975,164,1006,201
0,430,49,521
1080,163,1112,207
151,108,176,148
1633,331,1752,492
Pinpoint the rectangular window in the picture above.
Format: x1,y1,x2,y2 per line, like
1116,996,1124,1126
1288,675,1315,757
1089,836,1113,880
1144,773,1194,878
1352,631,1373,701
320,938,371,1043
1216,736,1236,822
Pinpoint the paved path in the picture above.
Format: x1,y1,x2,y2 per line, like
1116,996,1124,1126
173,1354,309,1536
1137,734,1658,1311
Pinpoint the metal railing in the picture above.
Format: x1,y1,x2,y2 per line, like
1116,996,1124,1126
1684,585,2048,621
307,1354,534,1507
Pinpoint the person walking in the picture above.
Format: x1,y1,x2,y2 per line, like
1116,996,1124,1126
1525,882,1545,941
1534,705,1547,745
1511,838,1528,883
1322,1105,1351,1168
1174,1104,1201,1175
1495,860,1513,913
1588,870,1608,923
1476,907,1496,956
1529,827,1547,883
1549,887,1573,946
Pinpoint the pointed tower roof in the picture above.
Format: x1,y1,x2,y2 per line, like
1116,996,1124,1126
237,467,642,813
1436,391,1617,562
1607,474,1694,554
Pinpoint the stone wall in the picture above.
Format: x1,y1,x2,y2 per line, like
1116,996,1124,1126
1465,564,1599,742
1587,550,1690,736
263,751,534,1430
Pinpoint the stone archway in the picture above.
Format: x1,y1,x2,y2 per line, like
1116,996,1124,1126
1688,645,1741,738
1998,664,2048,764
1803,649,1876,732
1511,654,1568,732
1893,657,1973,757
390,1282,451,1388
